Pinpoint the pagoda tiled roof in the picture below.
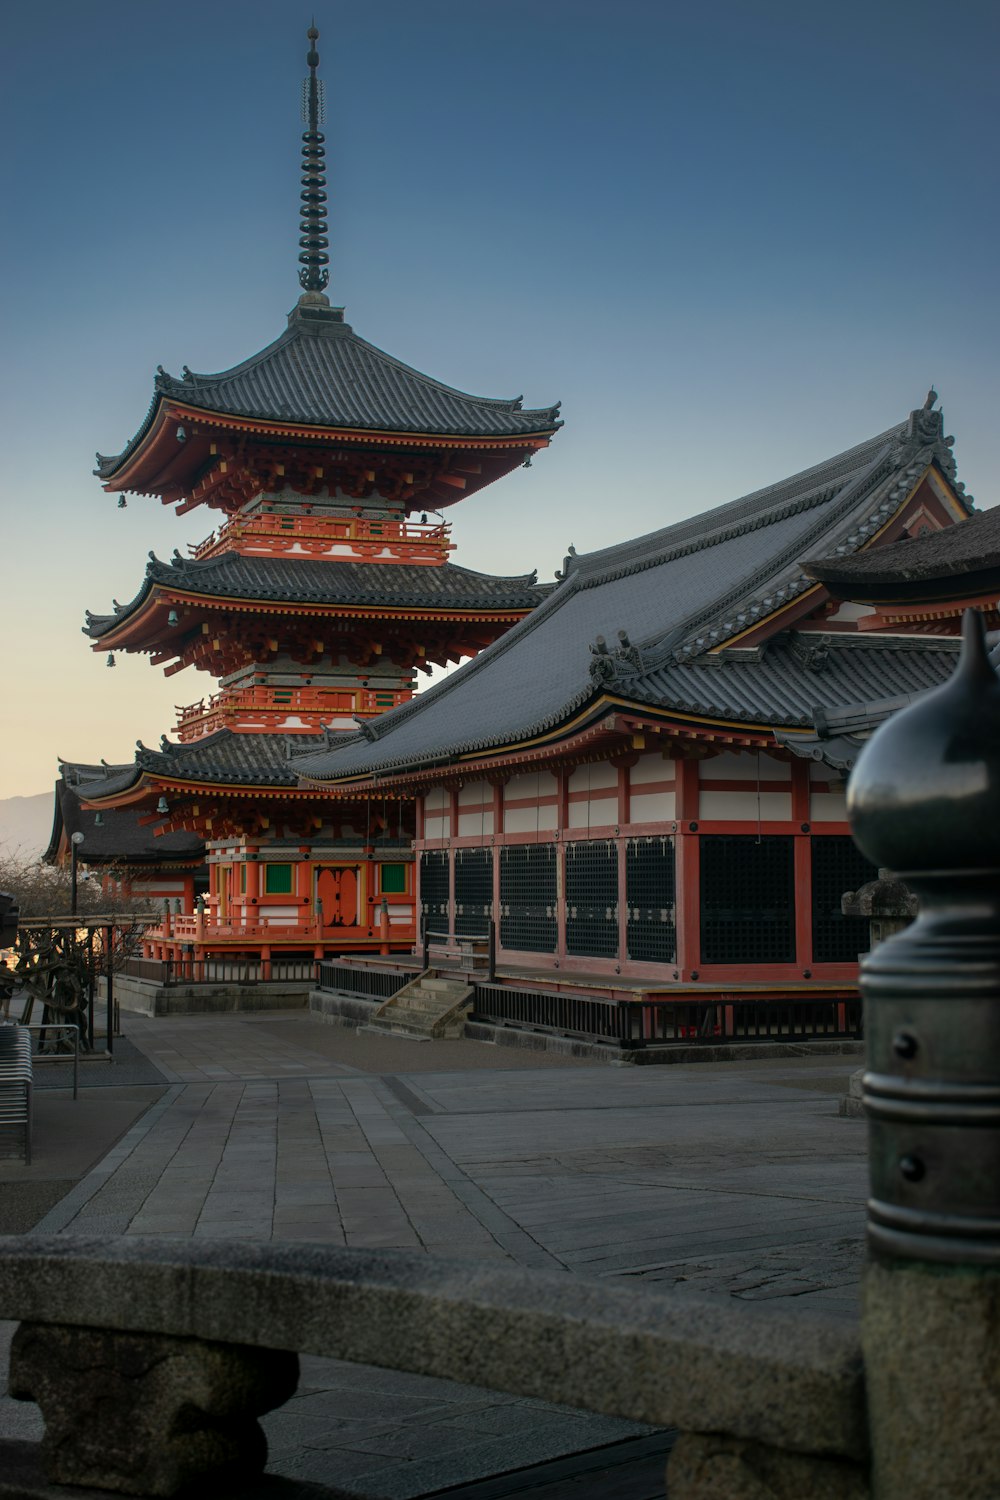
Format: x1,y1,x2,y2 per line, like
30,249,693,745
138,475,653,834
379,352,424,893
804,502,1000,596
45,765,205,864
82,730,332,800
290,402,970,781
96,304,562,480
84,553,550,638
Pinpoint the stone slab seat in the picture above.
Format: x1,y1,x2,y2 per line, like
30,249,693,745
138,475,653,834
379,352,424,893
0,1238,867,1464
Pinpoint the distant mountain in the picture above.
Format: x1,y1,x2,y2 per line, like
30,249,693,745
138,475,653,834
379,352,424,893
0,792,53,861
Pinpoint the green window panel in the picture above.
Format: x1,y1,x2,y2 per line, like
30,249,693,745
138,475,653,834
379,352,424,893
264,864,294,895
380,863,407,894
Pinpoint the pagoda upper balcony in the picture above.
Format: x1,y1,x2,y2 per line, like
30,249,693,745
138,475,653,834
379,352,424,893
190,513,455,566
175,682,410,742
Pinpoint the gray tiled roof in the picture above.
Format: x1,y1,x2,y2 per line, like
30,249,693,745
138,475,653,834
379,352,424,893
84,553,550,638
96,303,561,479
805,503,999,592
623,637,959,725
291,404,968,781
83,731,332,799
45,767,205,864
772,682,947,772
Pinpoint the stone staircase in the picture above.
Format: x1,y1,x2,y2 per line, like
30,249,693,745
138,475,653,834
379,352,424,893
369,971,474,1040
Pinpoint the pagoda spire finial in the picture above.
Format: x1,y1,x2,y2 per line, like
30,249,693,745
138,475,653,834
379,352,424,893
298,23,330,299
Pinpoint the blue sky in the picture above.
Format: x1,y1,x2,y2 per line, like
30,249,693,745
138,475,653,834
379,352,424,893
2,0,997,799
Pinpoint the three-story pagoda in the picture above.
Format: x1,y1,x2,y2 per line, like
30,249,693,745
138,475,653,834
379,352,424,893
76,28,559,973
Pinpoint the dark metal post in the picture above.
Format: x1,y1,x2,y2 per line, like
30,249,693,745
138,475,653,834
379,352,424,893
86,927,95,1053
421,917,429,974
848,610,1000,1499
104,926,114,1056
487,915,496,984
69,832,84,916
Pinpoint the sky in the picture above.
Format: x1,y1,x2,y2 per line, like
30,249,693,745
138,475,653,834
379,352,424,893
1,0,997,801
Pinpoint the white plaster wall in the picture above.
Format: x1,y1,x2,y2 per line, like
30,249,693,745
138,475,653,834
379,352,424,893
567,797,618,829
506,771,559,802
423,786,450,839
458,781,491,807
629,790,676,823
811,789,848,821
505,805,558,833
700,790,792,820
503,772,558,832
568,763,617,792
458,811,495,836
702,749,790,781
631,753,674,785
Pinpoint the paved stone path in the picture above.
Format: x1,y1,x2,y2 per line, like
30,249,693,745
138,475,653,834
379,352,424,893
0,1012,867,1497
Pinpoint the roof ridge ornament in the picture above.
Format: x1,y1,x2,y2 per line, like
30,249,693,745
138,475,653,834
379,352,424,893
297,25,330,301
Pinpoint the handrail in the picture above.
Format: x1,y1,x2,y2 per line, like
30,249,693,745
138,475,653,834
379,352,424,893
20,1023,80,1100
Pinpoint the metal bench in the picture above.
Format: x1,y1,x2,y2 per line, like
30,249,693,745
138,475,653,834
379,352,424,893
0,1023,33,1163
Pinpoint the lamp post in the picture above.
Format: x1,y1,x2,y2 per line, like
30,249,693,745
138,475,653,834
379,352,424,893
69,832,85,917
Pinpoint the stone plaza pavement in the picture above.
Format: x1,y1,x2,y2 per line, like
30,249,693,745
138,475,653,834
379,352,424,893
0,1012,867,1497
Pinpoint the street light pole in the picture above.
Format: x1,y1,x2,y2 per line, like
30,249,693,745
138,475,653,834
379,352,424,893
70,832,85,917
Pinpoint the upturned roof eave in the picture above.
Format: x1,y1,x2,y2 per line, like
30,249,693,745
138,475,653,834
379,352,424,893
294,690,821,791
78,768,335,805
84,575,547,645
804,551,1000,603
97,387,562,493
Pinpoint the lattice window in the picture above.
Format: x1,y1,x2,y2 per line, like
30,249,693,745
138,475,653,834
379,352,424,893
565,840,619,958
700,836,794,964
625,837,676,963
812,836,877,964
455,848,493,937
419,850,449,928
499,846,557,954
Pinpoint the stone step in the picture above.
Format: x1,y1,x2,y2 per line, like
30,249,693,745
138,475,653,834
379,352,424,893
361,1020,431,1042
370,971,474,1040
421,977,470,996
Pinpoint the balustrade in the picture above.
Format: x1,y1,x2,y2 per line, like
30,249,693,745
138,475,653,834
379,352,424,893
190,512,453,562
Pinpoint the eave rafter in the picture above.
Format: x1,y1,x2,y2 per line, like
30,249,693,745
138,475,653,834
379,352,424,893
302,699,793,798
80,772,382,841
96,591,533,676
104,401,554,515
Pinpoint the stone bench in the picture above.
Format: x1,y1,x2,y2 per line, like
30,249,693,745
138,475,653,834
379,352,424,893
0,1235,870,1497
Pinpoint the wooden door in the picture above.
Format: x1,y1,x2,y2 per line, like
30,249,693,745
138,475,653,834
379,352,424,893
316,866,360,928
